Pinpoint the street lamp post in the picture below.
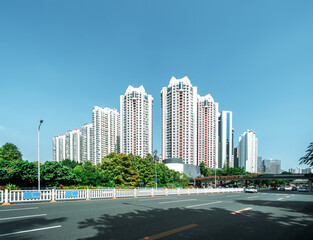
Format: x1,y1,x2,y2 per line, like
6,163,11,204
215,163,217,188
38,120,43,191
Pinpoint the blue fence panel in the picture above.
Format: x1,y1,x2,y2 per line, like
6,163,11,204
23,192,41,199
65,191,79,198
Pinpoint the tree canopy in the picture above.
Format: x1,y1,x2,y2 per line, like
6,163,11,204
0,143,23,161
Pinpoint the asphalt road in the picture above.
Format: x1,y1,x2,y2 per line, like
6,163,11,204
1,190,313,240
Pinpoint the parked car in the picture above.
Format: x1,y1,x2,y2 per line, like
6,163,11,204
278,187,285,191
292,186,297,191
298,186,309,192
244,186,258,193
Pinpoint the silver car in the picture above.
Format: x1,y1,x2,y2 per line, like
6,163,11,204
244,186,258,193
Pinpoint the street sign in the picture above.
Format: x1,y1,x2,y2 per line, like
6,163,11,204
154,177,158,183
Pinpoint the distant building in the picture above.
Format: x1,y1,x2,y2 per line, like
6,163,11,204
257,156,264,173
218,111,234,168
81,123,93,162
234,147,239,168
161,77,198,165
65,129,81,163
92,106,120,165
262,159,281,174
288,167,313,174
239,129,258,173
53,134,66,162
302,168,313,174
197,94,219,168
120,85,153,158
288,167,303,174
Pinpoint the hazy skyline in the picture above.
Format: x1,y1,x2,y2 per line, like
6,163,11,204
1,1,312,170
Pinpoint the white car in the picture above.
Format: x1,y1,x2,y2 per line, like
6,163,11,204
244,186,258,193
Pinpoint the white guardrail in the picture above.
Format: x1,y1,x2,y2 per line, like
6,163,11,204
1,188,245,205
0,190,3,204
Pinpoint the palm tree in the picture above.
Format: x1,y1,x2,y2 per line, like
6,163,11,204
299,142,313,167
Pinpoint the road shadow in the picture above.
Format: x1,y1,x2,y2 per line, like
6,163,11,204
0,217,67,240
77,206,313,240
236,199,313,214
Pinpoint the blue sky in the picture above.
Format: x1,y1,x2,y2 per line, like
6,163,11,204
0,1,312,170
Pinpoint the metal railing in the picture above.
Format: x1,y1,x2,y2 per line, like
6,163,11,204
0,190,3,203
1,188,245,205
9,190,51,203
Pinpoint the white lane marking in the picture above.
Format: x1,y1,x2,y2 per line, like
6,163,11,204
0,225,61,237
159,199,197,204
185,201,223,208
225,195,240,197
0,207,39,212
247,196,258,199
139,197,176,201
0,214,47,221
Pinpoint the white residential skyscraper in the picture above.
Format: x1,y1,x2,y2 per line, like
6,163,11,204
120,85,153,157
65,129,82,163
81,123,93,162
92,106,120,165
161,76,198,165
53,134,66,162
239,129,258,173
197,94,219,168
218,111,234,168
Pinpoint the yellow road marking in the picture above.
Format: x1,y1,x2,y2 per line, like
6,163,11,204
263,201,272,204
140,224,198,240
277,198,283,200
230,207,252,215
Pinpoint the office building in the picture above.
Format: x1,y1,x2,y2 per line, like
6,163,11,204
234,147,239,168
239,129,258,173
197,94,219,168
120,85,153,157
218,111,234,168
263,159,281,174
161,76,198,165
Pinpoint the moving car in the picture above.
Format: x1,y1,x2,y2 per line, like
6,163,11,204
244,186,258,193
298,186,309,192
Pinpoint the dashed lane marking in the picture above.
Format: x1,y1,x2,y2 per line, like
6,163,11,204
0,214,47,221
0,207,39,212
159,199,197,204
140,224,198,240
185,201,223,208
231,208,252,215
0,225,61,237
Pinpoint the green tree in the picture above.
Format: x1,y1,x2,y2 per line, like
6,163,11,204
0,143,23,161
199,162,210,177
299,142,313,167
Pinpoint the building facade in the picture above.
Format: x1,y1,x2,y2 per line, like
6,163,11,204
262,159,281,174
120,86,153,157
197,94,219,168
218,111,234,168
238,129,258,173
81,123,93,162
53,134,66,162
65,129,81,163
92,106,120,165
161,76,198,165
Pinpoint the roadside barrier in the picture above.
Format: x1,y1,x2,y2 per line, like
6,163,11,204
1,188,246,205
0,190,3,204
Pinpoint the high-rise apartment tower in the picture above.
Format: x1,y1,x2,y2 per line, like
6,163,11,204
120,86,153,157
161,76,198,165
